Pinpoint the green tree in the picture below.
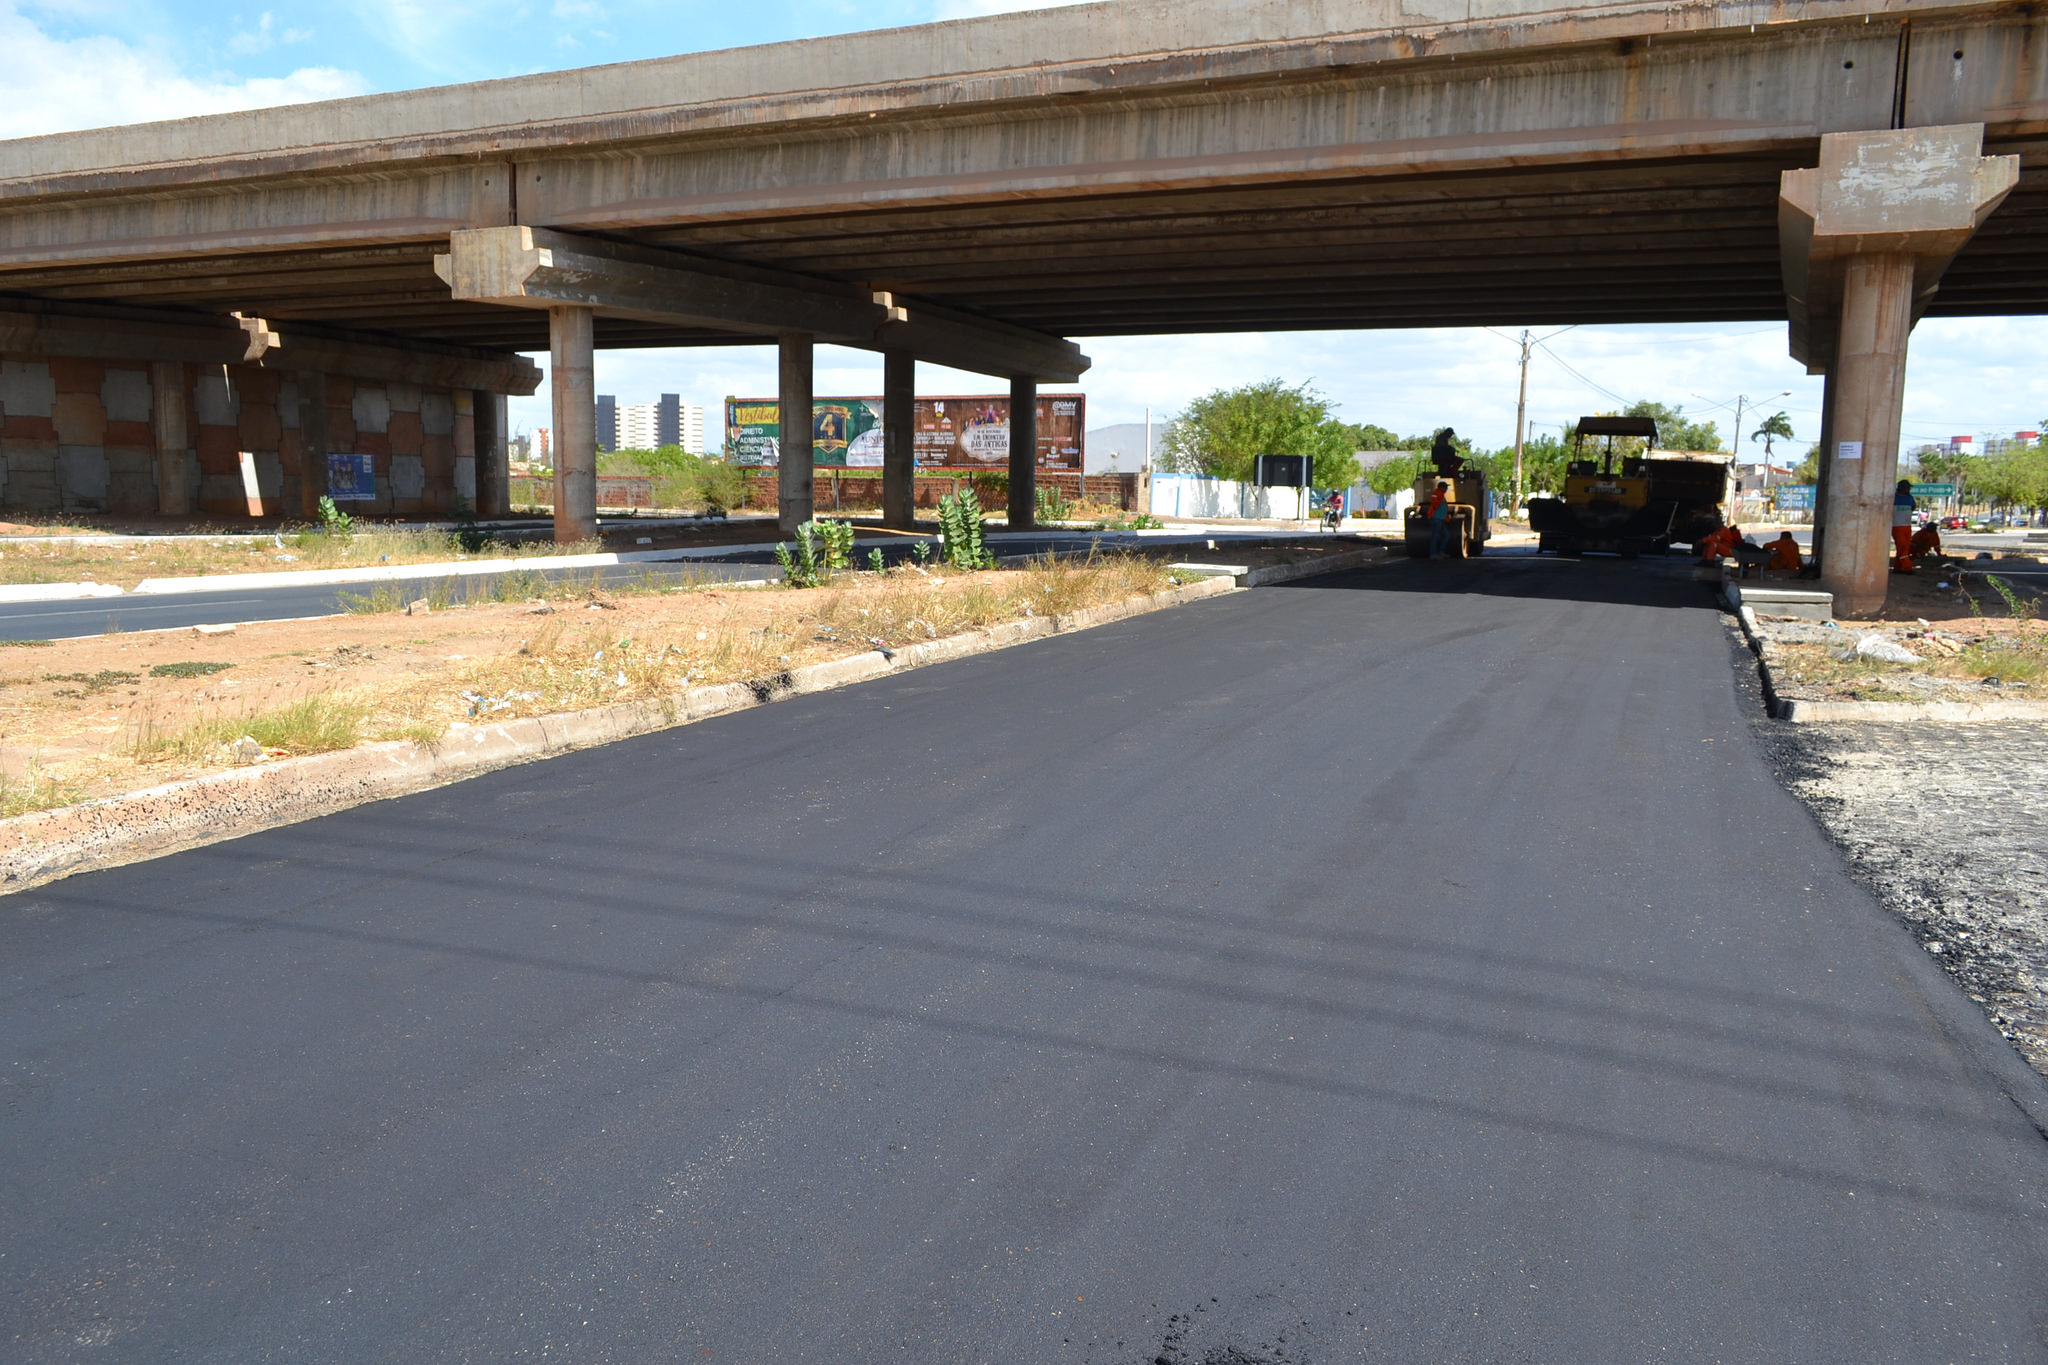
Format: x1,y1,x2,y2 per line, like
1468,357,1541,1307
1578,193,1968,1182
1623,400,1723,453
1750,411,1794,463
1789,445,1821,484
1159,379,1360,488
1363,451,1427,498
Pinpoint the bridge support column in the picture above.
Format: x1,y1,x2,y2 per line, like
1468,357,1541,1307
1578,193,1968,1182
295,371,327,520
778,331,814,533
549,304,596,543
1819,253,1915,615
1779,124,2017,617
475,390,510,518
1008,376,1036,530
1810,368,1837,566
150,361,190,518
883,348,916,530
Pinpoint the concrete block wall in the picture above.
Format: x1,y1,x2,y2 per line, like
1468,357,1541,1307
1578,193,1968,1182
0,355,480,519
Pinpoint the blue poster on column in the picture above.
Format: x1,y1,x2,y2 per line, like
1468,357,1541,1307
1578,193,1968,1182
327,453,375,501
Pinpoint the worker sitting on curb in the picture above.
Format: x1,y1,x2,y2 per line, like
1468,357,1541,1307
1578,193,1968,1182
1426,481,1454,557
1910,521,1944,562
1892,480,1917,572
1697,523,1741,564
1767,531,1803,572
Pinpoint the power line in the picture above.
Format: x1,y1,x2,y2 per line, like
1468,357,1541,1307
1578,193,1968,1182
1533,340,1633,408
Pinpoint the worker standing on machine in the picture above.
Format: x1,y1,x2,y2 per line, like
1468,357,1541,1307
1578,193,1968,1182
1893,479,1917,572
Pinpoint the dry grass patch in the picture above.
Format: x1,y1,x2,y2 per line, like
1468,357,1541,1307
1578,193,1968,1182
0,527,605,591
0,552,1191,816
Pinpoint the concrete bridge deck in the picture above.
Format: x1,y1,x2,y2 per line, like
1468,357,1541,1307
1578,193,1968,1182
0,0,2041,348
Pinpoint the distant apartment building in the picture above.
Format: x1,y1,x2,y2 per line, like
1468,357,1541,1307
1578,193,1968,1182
618,394,707,453
596,394,619,453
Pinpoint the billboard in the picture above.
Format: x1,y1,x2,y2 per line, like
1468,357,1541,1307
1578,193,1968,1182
725,394,1084,470
1775,483,1816,511
327,452,376,501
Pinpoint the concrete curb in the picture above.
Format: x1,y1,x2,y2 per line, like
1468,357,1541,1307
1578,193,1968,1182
0,582,125,603
1725,582,2048,724
0,574,1239,894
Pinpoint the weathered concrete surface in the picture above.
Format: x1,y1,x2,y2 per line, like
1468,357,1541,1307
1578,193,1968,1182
0,0,2039,348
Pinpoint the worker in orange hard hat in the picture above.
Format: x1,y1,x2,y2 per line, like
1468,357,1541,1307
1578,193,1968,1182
1767,531,1803,572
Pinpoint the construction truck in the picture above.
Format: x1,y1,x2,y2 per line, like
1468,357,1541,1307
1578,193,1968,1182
1530,415,1735,557
1402,464,1492,558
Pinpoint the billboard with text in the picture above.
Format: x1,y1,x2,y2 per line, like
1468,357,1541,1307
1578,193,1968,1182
726,394,1084,470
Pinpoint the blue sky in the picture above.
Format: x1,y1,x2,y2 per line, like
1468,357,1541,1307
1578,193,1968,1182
2,0,2041,459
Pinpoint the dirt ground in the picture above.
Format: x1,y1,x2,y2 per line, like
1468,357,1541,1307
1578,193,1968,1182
1748,554,2048,703
0,553,1230,817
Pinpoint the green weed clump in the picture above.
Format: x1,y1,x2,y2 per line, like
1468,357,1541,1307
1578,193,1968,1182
777,519,856,588
936,490,995,570
138,695,370,762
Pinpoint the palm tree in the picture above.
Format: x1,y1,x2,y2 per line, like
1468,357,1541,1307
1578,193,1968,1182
1750,411,1795,465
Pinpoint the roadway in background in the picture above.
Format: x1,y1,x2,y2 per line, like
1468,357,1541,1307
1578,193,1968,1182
4,554,2044,1361
0,530,1359,641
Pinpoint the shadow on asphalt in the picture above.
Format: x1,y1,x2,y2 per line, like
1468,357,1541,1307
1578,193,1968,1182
1282,545,1723,610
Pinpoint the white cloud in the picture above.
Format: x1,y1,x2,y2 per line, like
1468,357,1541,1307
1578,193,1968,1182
0,4,367,138
226,12,313,57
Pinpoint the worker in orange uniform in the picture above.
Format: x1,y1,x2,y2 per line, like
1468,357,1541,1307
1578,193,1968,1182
1909,521,1944,562
1425,481,1453,557
1697,523,1741,564
1892,480,1917,572
1767,531,1803,572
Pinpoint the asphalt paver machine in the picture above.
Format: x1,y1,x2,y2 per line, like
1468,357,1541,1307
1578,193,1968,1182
1530,415,1732,557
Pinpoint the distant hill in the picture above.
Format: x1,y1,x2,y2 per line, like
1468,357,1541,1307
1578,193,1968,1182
1084,422,1163,474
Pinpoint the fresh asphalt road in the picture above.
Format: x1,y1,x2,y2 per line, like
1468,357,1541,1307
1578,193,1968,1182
0,531,1276,641
5,554,2046,1362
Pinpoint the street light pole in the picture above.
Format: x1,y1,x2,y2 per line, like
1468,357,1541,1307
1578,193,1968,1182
1513,329,1531,514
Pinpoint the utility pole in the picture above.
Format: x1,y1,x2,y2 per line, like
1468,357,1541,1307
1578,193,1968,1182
1512,329,1532,514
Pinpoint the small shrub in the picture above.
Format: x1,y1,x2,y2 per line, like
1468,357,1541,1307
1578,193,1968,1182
451,494,496,553
777,524,826,588
317,496,354,537
150,661,232,679
936,490,995,570
1035,486,1074,522
867,548,885,573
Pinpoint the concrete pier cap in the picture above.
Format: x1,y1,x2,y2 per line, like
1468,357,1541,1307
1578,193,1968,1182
1780,124,2017,619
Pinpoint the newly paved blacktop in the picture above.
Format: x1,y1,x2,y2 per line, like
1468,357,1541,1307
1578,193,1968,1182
5,553,2046,1362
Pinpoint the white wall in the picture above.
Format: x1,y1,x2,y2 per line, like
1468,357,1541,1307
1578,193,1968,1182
1150,475,1314,520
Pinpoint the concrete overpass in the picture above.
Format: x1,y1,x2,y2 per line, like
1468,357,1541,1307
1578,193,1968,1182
0,0,2043,613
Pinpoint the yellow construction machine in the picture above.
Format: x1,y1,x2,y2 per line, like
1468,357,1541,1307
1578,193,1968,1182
1530,415,1733,557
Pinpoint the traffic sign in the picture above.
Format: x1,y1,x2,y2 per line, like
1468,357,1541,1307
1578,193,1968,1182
1775,484,1816,511
1910,483,1956,498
